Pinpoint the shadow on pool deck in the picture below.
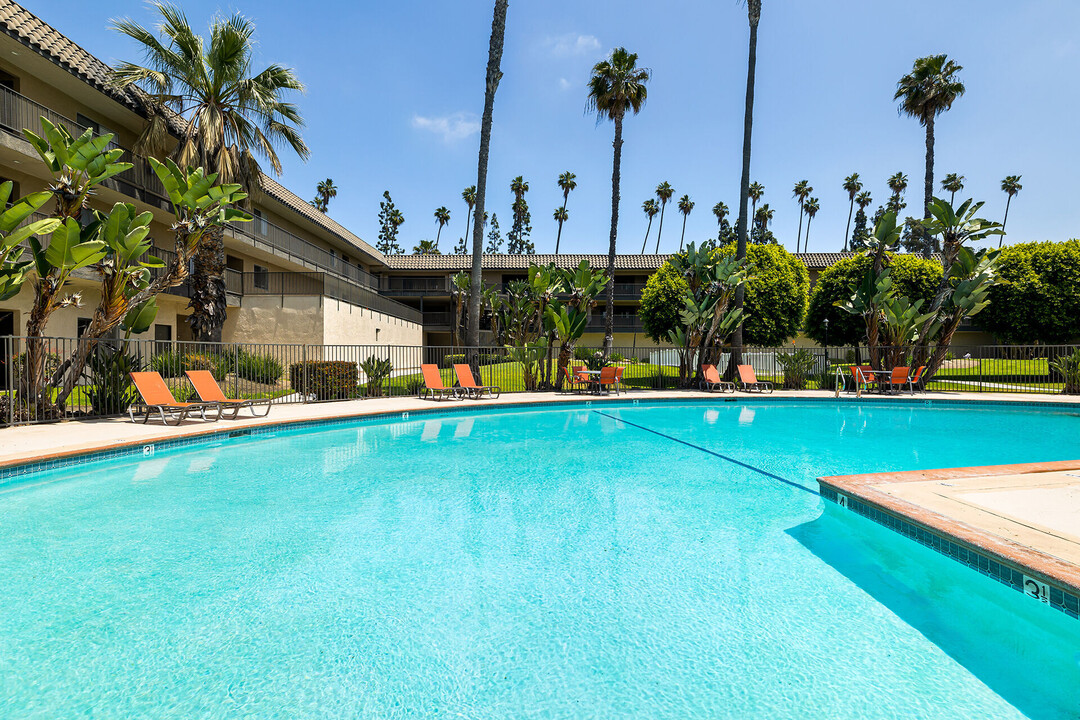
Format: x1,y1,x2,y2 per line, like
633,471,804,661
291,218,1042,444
787,506,1080,720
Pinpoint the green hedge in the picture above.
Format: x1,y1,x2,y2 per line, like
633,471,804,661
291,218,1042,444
289,361,358,400
981,240,1080,344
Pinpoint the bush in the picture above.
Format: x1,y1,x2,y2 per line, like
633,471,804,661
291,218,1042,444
981,240,1080,344
573,346,595,361
1050,348,1080,394
289,361,358,400
639,263,689,344
405,376,425,396
84,344,141,415
236,352,284,384
183,352,229,381
151,351,183,377
11,351,61,381
805,253,942,347
716,243,810,346
775,348,816,390
442,353,466,366
359,354,393,397
609,351,624,362
479,352,503,365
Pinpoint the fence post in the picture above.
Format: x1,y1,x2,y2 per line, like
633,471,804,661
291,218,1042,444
302,343,308,403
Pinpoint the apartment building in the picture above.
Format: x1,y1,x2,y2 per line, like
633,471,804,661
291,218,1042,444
1,1,989,357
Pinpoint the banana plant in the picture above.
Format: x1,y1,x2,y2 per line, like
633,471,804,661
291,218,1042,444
23,117,131,220
505,339,547,392
0,181,60,301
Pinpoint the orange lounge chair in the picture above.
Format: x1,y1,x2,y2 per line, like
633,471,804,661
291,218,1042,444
185,370,272,418
420,364,461,401
453,363,500,399
129,371,220,425
736,364,773,393
885,366,911,394
699,364,734,393
908,365,927,394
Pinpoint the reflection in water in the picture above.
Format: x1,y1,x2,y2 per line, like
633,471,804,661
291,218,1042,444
738,406,755,426
789,506,1080,720
420,419,443,441
704,409,719,424
453,417,475,438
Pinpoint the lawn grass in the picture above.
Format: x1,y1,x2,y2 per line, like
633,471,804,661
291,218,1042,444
388,360,682,394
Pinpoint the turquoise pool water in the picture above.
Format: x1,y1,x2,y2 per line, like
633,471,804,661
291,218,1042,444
2,401,1080,718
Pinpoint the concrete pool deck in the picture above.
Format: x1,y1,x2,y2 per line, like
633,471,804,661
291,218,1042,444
3,387,1080,615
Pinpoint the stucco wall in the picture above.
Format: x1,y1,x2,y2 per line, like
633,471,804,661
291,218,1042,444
322,299,423,346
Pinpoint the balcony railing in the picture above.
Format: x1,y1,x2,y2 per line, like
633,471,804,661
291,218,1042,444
232,271,422,324
586,315,643,331
379,276,453,295
422,311,455,328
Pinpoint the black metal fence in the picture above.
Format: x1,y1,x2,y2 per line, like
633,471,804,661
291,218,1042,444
1,337,1078,426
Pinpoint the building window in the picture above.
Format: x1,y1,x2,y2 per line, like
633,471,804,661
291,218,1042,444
154,323,172,353
253,209,268,236
76,113,114,139
253,264,269,290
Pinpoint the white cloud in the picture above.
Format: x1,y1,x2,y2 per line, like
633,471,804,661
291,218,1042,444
547,33,601,58
411,112,480,143
558,77,573,91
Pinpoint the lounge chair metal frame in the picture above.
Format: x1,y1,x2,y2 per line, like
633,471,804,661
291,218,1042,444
453,363,501,399
419,364,463,401
185,370,271,419
736,364,773,393
699,364,735,393
129,372,221,426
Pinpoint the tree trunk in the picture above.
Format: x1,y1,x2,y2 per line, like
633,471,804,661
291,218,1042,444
730,13,758,375
796,207,803,253
640,217,652,254
605,112,623,355
555,220,564,254
923,115,935,257
805,216,812,249
679,215,687,252
435,225,442,250
189,225,227,342
999,195,1012,248
654,204,666,254
467,0,508,358
844,198,854,252
462,211,472,255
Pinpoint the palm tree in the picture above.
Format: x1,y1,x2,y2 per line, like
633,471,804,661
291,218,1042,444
587,47,650,353
842,173,862,251
748,181,765,222
467,0,508,350
941,173,964,206
677,194,694,251
640,199,659,253
553,206,569,249
509,175,530,253
312,178,337,213
654,181,674,252
856,191,872,212
460,185,476,254
999,174,1022,247
802,197,820,249
554,171,577,253
111,4,308,342
887,172,908,212
412,239,440,255
732,0,762,366
713,201,729,226
433,206,451,250
895,54,965,256
792,179,811,251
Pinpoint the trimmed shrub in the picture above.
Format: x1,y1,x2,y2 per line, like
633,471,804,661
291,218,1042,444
479,353,503,365
805,253,942,347
236,352,284,385
289,361,358,400
442,353,466,366
716,243,809,346
981,240,1080,344
609,351,624,362
639,263,689,344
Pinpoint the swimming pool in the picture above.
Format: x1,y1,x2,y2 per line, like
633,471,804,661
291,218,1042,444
2,401,1079,718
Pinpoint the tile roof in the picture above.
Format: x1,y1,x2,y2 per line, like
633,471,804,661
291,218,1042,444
0,0,140,108
258,175,380,261
383,253,675,272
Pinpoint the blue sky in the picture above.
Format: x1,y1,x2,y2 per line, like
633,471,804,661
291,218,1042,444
32,0,1080,254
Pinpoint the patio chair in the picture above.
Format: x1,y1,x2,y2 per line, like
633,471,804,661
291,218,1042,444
736,364,773,393
908,365,927,394
848,365,876,394
453,363,501,399
561,365,588,393
699,364,735,393
185,370,272,418
885,366,911,394
592,365,620,395
420,364,461,401
129,371,221,426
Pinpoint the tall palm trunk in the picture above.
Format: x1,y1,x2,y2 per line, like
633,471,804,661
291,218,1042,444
435,224,443,249
462,210,472,255
640,216,653,254
679,214,688,251
795,207,804,253
923,115,935,257
999,195,1013,248
731,9,758,371
805,215,813,247
555,195,569,253
605,112,624,354
189,226,226,342
844,198,854,251
654,204,666,254
467,0,508,355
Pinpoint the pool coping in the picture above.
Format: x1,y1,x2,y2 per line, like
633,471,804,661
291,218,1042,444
4,390,1080,483
818,462,1080,621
